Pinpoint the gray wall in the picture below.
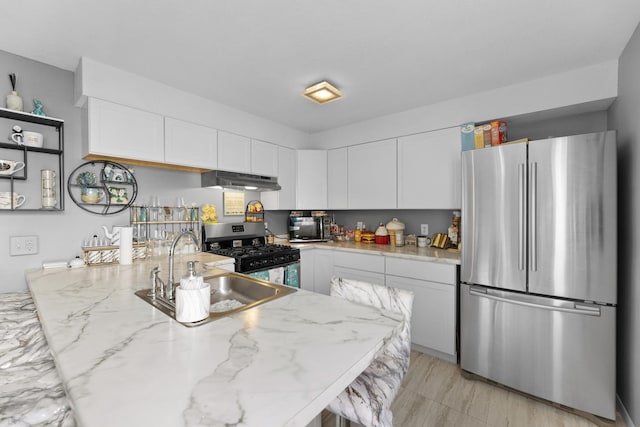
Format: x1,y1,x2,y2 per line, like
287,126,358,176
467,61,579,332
0,50,256,293
608,23,640,427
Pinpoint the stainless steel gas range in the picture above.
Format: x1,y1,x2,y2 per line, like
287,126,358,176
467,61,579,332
202,223,300,287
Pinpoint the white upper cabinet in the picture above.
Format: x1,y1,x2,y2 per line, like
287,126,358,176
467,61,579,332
261,146,296,210
297,150,327,210
251,139,278,177
348,139,397,209
164,117,217,169
328,147,348,209
397,127,461,209
217,130,251,173
86,97,164,162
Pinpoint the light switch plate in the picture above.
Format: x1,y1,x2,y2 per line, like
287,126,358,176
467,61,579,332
420,224,429,235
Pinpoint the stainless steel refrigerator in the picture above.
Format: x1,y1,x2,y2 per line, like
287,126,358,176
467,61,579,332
460,131,617,420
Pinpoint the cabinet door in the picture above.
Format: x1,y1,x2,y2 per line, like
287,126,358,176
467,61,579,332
261,146,296,210
348,139,397,209
251,139,278,177
386,275,456,356
328,147,348,209
87,97,164,162
297,150,327,210
164,117,217,169
313,249,334,295
397,127,461,209
218,131,251,173
299,248,315,291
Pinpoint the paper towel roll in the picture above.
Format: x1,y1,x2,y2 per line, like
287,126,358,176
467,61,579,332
119,227,133,265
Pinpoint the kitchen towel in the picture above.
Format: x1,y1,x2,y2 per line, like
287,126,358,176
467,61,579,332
119,227,133,265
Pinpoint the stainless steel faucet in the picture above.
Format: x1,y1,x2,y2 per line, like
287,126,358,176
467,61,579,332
149,266,165,299
167,230,200,300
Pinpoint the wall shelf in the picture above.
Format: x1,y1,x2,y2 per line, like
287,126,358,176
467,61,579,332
67,160,138,215
0,108,64,211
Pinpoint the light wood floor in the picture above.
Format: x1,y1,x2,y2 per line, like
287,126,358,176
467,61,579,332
321,351,626,427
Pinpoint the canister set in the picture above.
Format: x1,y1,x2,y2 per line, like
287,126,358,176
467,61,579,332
41,169,56,208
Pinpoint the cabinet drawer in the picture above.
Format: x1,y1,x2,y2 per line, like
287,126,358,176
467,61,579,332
333,251,384,273
334,267,385,286
385,257,455,284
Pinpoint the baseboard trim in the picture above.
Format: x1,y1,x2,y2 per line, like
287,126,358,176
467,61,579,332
617,394,636,427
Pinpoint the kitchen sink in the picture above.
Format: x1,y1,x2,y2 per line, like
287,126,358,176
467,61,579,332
135,272,296,327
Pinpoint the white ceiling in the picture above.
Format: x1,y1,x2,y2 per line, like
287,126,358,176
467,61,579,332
2,1,640,134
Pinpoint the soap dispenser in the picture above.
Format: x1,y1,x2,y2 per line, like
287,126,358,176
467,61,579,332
180,261,203,290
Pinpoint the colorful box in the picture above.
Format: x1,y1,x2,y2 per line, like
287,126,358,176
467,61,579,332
491,120,508,145
474,126,484,149
460,122,475,151
482,124,492,148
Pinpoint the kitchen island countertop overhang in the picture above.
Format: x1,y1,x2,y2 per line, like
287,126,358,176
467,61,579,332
26,253,402,427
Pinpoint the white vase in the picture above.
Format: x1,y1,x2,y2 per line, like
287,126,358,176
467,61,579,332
6,91,23,111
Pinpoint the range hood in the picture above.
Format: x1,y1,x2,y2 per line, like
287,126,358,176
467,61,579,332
201,170,281,192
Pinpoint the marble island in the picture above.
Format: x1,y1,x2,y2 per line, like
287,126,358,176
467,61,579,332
26,253,402,427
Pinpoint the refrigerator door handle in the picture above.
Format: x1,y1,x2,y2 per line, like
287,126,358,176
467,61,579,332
469,288,601,316
530,161,538,272
518,163,525,271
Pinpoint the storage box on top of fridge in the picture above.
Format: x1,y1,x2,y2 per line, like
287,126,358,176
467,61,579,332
460,122,475,151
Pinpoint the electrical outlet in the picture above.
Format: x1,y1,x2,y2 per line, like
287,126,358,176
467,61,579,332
264,222,269,230
10,235,39,256
420,224,429,235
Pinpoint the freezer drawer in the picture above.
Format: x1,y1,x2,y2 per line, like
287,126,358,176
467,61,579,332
460,284,616,420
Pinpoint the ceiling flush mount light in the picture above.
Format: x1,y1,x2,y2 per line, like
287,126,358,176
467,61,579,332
302,80,343,104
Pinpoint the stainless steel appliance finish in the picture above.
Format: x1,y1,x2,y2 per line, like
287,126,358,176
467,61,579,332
288,216,330,242
460,131,617,420
135,272,296,327
201,170,281,192
460,284,616,419
202,222,300,287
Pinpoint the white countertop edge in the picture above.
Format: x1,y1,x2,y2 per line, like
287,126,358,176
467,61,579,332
292,242,461,265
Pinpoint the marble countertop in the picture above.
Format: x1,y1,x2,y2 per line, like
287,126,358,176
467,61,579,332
291,241,461,265
26,253,402,427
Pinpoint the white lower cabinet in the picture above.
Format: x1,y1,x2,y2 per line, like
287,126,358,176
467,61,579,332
299,249,314,292
386,257,457,357
386,275,456,356
313,249,334,295
300,247,458,358
299,248,334,295
333,251,385,286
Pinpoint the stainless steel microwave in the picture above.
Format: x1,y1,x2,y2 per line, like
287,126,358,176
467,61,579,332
289,216,330,242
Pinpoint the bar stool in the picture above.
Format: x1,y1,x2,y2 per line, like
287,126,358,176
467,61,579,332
327,276,414,427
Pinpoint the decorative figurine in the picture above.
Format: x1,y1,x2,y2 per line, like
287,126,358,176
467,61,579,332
6,73,23,112
31,99,46,116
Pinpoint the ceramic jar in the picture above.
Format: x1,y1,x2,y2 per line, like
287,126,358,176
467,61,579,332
6,91,23,111
386,218,405,246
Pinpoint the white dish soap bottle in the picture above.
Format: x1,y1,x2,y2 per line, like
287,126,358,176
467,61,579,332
180,261,203,290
